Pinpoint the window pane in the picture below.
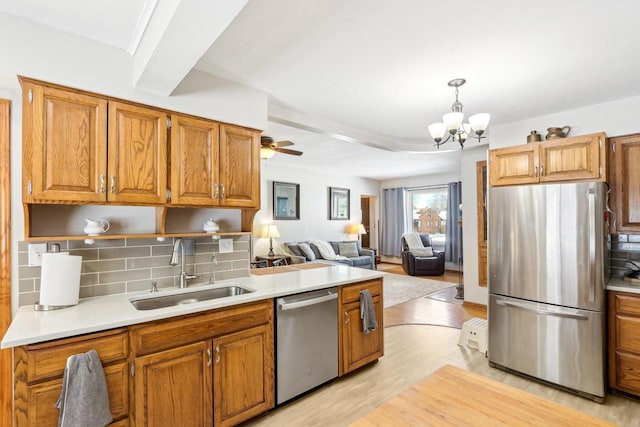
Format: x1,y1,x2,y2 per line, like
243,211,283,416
406,187,447,252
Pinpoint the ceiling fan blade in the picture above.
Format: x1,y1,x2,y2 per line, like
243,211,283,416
274,147,303,156
271,140,294,148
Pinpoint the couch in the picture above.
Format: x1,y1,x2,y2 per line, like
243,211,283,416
401,233,445,276
281,240,376,269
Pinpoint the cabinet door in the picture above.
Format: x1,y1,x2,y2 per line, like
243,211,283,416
134,341,213,427
213,324,274,427
170,114,220,205
610,134,640,233
107,101,167,204
219,124,260,207
341,295,384,374
23,82,107,202
24,362,128,427
488,144,539,186
539,133,604,182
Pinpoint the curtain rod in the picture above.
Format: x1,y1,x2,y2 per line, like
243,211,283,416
405,183,448,191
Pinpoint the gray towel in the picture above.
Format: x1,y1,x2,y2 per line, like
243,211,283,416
360,289,378,335
56,349,112,427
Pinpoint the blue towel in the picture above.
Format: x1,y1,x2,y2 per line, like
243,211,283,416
56,349,112,427
360,289,378,334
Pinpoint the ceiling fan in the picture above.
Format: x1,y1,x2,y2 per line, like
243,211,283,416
260,136,303,159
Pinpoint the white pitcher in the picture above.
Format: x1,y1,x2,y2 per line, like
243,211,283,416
84,218,110,235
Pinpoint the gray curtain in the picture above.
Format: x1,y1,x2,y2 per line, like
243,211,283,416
381,187,406,257
445,181,462,263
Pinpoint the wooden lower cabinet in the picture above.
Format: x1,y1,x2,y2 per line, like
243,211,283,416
339,279,384,375
213,324,274,427
609,291,640,397
134,341,213,427
13,328,129,426
130,300,274,427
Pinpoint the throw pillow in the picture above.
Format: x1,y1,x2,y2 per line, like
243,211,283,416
338,242,359,258
286,243,303,257
298,242,316,261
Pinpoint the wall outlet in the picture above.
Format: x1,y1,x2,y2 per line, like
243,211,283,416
28,243,48,266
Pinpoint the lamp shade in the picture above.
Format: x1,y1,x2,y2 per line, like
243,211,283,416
443,112,464,132
265,224,280,238
346,224,367,235
468,113,490,133
428,122,446,141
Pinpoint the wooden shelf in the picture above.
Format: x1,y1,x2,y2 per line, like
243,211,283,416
23,231,251,243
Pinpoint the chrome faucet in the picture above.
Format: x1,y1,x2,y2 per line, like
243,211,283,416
169,238,199,288
209,254,218,284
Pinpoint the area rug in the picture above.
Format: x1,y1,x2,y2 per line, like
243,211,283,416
383,272,456,308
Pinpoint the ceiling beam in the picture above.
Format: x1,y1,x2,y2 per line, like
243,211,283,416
132,0,249,96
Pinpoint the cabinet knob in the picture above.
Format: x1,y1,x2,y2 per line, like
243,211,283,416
540,165,545,176
207,348,212,367
214,183,219,200
220,184,225,199
110,176,116,193
344,311,349,324
99,175,105,193
534,166,539,178
215,345,221,364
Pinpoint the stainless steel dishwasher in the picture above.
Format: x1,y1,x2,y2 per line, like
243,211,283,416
276,287,338,405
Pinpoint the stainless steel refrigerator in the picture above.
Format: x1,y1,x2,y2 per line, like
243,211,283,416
488,181,607,402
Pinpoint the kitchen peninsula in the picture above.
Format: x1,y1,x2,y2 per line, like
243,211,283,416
3,263,385,426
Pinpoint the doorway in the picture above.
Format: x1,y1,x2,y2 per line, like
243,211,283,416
360,195,378,250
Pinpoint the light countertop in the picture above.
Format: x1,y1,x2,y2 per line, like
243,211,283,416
607,276,640,294
2,263,385,348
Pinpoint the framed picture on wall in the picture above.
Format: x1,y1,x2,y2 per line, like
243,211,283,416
273,181,300,220
329,187,350,220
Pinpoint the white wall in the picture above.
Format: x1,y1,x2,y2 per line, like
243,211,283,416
253,162,381,256
461,94,640,305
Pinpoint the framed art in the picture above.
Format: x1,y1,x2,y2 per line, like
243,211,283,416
329,187,350,220
273,181,300,220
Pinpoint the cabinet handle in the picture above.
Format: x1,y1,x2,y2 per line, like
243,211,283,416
214,183,219,200
534,166,538,178
215,345,220,364
220,184,225,199
99,175,105,193
207,349,212,367
540,165,545,176
344,311,349,324
110,176,116,193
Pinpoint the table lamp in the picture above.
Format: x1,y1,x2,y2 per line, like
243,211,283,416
266,224,280,257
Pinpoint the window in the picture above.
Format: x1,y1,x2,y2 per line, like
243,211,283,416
406,186,447,251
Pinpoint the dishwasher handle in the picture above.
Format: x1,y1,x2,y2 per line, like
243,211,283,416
277,292,337,311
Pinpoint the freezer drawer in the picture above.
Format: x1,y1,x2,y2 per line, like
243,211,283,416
489,294,605,399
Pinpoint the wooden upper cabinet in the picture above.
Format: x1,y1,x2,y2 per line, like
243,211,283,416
219,124,260,207
170,114,219,205
610,134,640,234
489,144,538,186
108,101,167,204
539,133,603,182
489,132,606,187
22,81,108,203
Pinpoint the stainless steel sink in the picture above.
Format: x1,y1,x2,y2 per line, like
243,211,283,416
130,285,254,310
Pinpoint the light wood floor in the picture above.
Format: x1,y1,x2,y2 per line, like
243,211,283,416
243,264,640,427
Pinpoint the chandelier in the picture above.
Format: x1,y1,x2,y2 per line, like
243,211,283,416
428,78,490,149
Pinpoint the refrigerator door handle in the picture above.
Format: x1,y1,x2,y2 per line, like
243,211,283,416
588,187,596,303
496,300,589,320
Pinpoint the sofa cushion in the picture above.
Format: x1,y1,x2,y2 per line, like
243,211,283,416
286,243,303,257
338,242,359,258
348,256,373,267
298,242,316,261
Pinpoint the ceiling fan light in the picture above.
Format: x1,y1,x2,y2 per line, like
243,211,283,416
443,112,464,133
260,147,276,159
428,122,446,141
469,113,490,133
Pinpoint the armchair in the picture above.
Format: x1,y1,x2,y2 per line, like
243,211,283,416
401,233,445,276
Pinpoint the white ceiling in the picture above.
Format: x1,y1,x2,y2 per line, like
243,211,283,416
2,0,640,180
